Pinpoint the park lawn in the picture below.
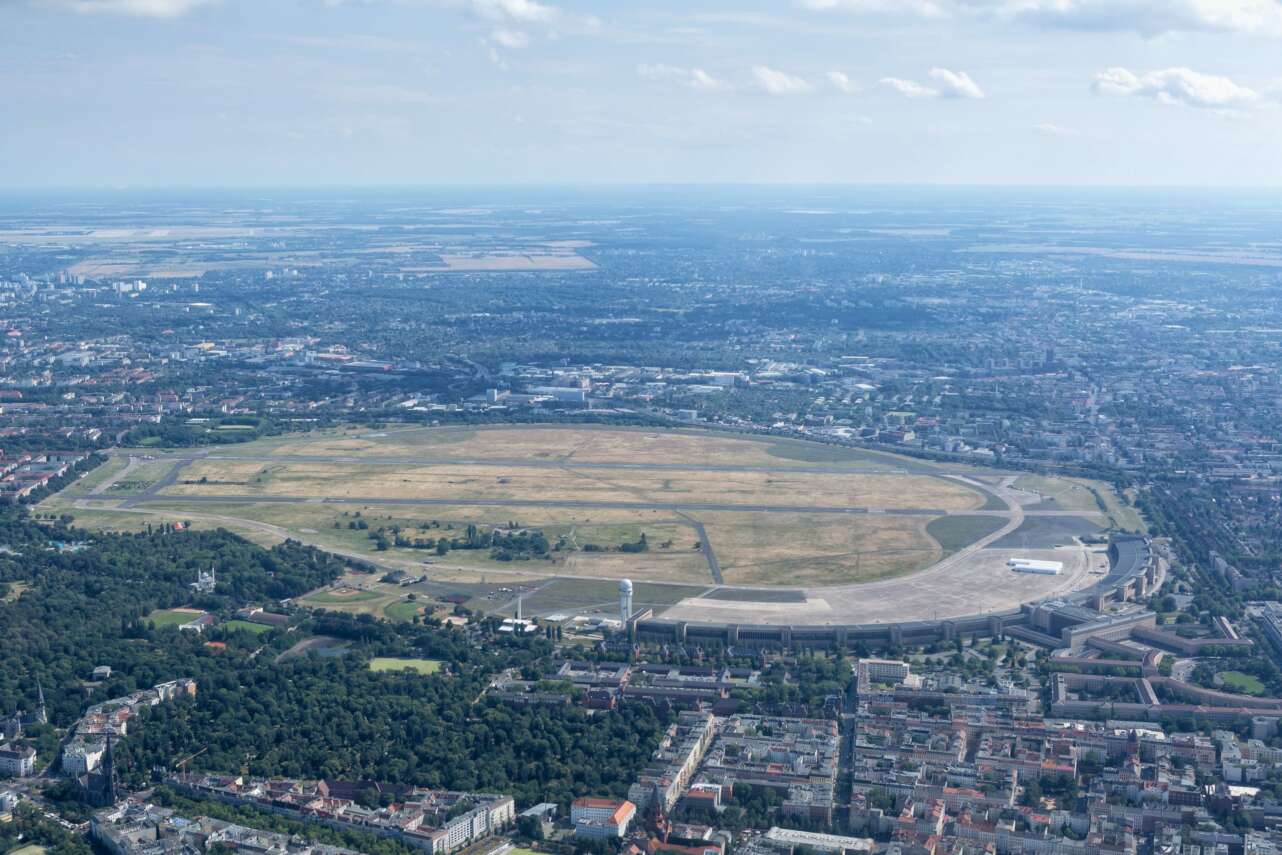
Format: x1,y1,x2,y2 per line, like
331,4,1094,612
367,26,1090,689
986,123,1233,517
300,588,382,604
1,581,28,603
383,599,427,621
368,657,444,675
1219,670,1266,696
222,619,273,635
147,608,207,627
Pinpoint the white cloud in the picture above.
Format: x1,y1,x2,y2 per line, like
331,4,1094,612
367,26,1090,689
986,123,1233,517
880,76,938,98
461,0,575,60
328,83,436,106
1033,122,1078,135
797,0,948,17
468,0,556,24
998,0,1282,37
880,69,983,99
752,65,812,95
638,63,684,79
687,68,726,90
797,0,1282,36
826,70,859,93
36,0,212,16
929,67,984,98
488,28,529,48
1094,66,1259,109
638,64,728,91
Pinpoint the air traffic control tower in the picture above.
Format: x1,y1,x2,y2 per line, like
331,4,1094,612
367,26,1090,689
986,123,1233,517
619,579,634,624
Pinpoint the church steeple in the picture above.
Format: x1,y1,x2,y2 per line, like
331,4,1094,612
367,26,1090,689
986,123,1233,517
101,735,118,805
34,680,47,724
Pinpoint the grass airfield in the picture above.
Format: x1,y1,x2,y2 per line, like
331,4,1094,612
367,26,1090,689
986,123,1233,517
45,424,1135,622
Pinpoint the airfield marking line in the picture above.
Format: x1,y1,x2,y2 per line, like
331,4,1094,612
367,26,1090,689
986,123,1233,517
555,462,725,586
120,459,191,507
89,455,140,495
561,461,733,589
680,516,723,585
498,578,556,617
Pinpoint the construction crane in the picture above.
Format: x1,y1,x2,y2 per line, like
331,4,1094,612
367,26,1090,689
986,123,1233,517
173,746,207,772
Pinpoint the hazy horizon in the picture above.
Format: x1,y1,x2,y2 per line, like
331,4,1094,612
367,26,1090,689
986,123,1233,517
5,0,1282,189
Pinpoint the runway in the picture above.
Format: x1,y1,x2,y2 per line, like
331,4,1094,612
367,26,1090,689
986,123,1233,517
120,492,974,515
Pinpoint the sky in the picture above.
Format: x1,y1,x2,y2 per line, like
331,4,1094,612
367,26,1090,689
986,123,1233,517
2,0,1282,188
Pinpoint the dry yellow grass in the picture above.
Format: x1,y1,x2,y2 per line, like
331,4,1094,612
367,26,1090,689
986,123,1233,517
163,460,979,511
129,498,712,582
82,428,1065,589
701,511,941,587
562,549,712,584
215,426,878,469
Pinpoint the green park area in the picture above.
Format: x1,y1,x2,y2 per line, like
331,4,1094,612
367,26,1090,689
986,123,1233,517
368,657,444,675
1218,670,1266,696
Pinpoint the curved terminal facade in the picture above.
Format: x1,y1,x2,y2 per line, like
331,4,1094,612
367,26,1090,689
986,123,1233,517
632,535,1158,650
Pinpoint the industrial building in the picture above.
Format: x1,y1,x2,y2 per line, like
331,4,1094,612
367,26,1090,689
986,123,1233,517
1008,557,1063,575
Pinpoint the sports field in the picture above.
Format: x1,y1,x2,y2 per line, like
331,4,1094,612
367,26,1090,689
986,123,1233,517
222,619,274,635
51,425,1139,621
147,607,207,627
368,657,444,675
